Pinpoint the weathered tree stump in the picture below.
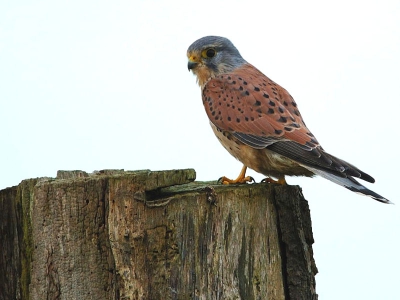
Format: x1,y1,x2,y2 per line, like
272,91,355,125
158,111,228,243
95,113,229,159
0,169,318,300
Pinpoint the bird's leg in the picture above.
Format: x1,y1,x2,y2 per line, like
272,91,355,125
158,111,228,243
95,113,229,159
218,165,254,185
261,176,287,185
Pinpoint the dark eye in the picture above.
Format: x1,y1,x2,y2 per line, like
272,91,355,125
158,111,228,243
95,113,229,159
202,48,216,58
206,48,216,57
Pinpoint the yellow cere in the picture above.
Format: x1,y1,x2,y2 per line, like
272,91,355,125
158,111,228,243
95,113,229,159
188,55,198,62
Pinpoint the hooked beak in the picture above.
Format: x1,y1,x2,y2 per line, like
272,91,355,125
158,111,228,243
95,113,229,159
188,61,198,71
187,54,200,71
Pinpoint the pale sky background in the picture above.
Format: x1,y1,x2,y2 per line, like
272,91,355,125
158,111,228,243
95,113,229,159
1,0,399,298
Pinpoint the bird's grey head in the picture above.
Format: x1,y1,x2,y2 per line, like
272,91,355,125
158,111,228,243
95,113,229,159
187,36,247,86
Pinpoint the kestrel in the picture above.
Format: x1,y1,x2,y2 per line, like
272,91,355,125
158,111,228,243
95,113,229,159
187,36,392,204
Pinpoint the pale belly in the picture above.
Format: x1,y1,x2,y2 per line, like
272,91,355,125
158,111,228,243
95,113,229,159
210,123,314,179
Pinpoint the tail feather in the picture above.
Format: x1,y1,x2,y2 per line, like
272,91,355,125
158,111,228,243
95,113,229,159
306,167,393,204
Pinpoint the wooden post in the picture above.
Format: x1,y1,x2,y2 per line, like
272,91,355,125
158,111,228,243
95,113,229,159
0,169,318,299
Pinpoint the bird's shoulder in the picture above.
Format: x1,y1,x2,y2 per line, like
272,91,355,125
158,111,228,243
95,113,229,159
202,63,319,148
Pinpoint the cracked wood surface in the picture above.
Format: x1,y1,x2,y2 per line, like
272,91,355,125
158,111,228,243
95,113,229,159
0,169,317,300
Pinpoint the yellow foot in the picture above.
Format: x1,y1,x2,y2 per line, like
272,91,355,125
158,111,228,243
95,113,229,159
261,177,287,185
218,165,254,185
